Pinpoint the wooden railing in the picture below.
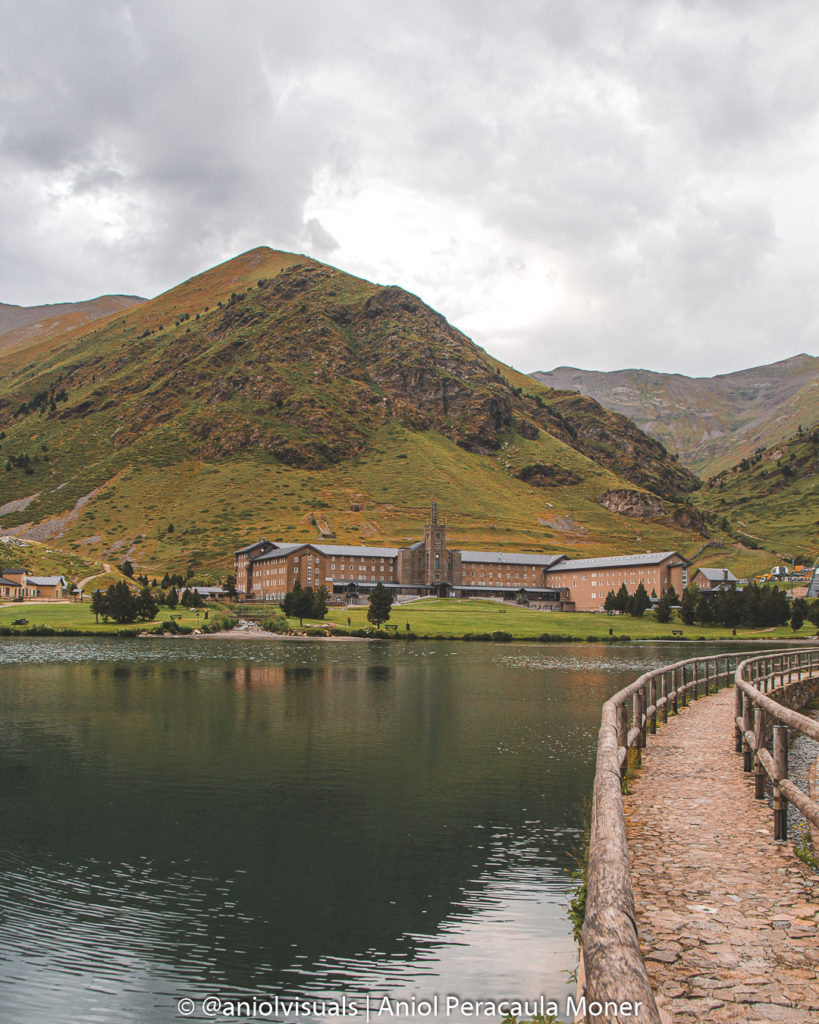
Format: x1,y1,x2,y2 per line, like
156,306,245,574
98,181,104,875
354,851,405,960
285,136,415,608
734,648,819,838
580,647,810,1024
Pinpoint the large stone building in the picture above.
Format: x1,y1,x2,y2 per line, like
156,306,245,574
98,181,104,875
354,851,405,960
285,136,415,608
547,552,689,611
235,505,690,611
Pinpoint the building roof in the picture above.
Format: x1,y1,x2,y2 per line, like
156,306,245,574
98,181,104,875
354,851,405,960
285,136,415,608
0,575,21,587
253,542,401,562
808,568,819,599
315,544,400,558
456,583,562,594
252,543,309,562
234,538,270,554
694,567,739,583
191,586,227,595
459,550,565,567
550,551,688,572
25,575,66,586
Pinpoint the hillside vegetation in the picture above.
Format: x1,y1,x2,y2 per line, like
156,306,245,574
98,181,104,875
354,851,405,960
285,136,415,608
0,248,712,575
693,425,819,566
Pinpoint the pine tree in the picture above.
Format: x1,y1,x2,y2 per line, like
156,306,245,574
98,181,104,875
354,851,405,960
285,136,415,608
367,582,393,628
654,591,673,623
630,581,651,617
679,586,699,625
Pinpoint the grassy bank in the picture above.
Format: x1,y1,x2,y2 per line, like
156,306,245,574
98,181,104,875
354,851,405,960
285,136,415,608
288,598,819,642
0,600,234,635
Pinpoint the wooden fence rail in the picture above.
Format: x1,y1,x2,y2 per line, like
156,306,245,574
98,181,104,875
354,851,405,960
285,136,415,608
580,646,819,1024
734,649,819,838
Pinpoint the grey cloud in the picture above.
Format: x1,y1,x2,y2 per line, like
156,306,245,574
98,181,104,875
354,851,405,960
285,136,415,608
0,0,817,376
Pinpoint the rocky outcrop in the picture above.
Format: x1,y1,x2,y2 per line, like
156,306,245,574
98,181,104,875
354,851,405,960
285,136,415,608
515,463,581,487
599,488,665,518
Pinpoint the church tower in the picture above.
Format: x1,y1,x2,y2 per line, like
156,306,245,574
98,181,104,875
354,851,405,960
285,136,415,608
423,501,448,585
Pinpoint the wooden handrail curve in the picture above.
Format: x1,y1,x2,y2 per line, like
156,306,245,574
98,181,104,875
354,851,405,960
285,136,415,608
580,646,812,1024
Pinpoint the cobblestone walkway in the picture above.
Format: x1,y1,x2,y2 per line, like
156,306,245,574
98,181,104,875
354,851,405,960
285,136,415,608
623,687,819,1024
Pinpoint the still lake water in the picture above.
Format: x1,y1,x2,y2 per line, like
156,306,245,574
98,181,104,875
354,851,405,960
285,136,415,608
0,638,735,1024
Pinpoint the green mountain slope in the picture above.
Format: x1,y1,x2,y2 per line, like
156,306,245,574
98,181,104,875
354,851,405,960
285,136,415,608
692,426,819,565
532,355,819,477
0,248,705,573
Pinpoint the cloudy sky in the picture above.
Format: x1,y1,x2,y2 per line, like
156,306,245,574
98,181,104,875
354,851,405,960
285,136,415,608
2,0,818,375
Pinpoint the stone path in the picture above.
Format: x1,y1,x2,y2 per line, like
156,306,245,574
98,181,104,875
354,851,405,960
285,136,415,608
623,687,819,1024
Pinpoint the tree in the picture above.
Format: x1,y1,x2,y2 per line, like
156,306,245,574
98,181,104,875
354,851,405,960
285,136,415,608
106,581,139,624
91,589,108,623
118,559,134,578
137,586,158,622
282,581,315,625
654,591,673,623
225,574,237,601
367,582,393,628
603,590,618,615
696,592,714,625
790,605,805,632
808,600,819,627
312,585,329,620
615,583,631,613
630,582,651,617
679,586,699,625
292,585,316,625
166,587,179,609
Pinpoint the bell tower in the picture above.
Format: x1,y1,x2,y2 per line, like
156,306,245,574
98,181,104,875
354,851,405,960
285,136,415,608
423,500,448,585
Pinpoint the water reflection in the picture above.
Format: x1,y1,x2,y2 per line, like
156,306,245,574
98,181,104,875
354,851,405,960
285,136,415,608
0,639,733,1023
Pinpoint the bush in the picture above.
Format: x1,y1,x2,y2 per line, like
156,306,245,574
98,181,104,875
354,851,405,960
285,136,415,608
260,616,288,633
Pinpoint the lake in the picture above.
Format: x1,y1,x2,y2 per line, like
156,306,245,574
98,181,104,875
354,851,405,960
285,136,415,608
0,638,737,1023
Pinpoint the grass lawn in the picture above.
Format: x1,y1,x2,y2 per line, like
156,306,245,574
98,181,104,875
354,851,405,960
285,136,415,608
0,600,225,634
313,598,819,642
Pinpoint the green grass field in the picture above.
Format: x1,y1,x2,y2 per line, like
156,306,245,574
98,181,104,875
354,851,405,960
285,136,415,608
0,600,226,634
285,597,819,642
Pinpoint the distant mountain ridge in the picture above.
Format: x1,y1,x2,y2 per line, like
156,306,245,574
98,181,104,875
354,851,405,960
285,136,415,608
0,295,146,359
532,355,819,476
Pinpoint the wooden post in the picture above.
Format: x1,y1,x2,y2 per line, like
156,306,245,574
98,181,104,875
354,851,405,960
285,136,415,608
773,725,788,841
633,690,643,767
641,684,648,746
648,678,657,734
617,703,628,780
743,695,754,773
661,674,668,724
691,661,699,700
671,668,678,716
680,664,688,706
734,684,743,753
754,707,765,799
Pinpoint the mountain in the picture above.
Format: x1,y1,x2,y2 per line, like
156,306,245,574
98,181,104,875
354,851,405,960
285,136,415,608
693,425,819,566
0,295,146,359
0,248,709,574
532,355,819,477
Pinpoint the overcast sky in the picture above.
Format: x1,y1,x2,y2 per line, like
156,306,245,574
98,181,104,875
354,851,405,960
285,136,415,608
2,0,818,375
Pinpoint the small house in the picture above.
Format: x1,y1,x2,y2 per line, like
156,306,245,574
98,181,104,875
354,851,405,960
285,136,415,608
691,567,739,592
